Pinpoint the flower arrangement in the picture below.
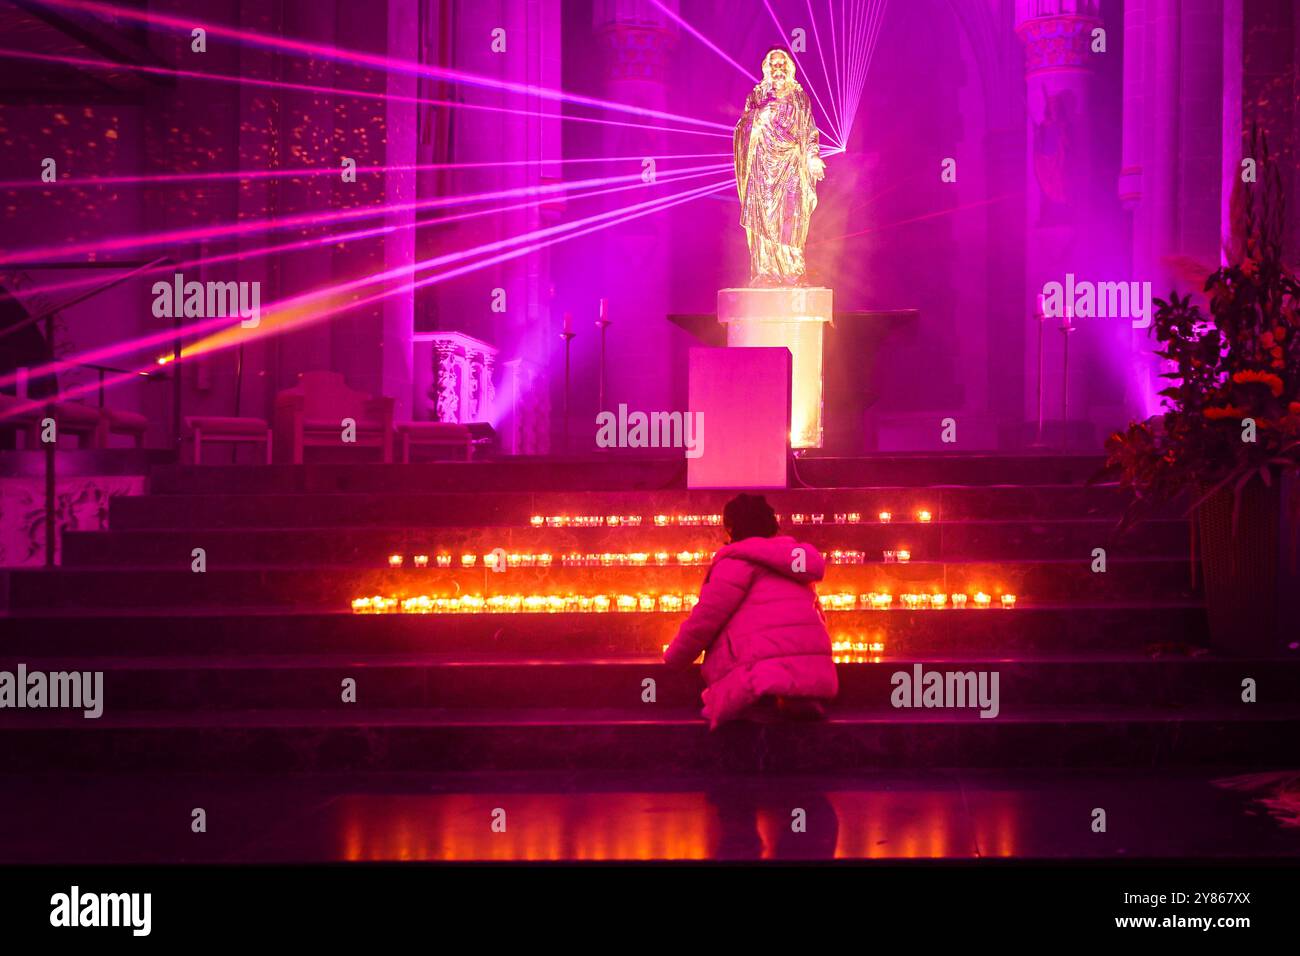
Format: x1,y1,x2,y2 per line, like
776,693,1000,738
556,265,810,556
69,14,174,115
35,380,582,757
1096,130,1300,522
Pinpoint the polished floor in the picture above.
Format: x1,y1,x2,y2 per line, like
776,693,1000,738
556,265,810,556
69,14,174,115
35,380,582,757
1,768,1297,863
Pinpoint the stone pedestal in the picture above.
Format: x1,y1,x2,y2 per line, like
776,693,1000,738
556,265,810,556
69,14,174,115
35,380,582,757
717,287,833,449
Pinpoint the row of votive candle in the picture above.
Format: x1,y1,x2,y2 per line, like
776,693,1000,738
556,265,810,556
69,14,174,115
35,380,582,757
831,639,888,660
531,515,647,528
529,514,724,528
387,553,554,569
818,591,1014,610
353,593,701,614
665,638,888,660
560,551,710,567
387,549,886,569
526,511,936,528
352,591,1016,614
787,511,934,524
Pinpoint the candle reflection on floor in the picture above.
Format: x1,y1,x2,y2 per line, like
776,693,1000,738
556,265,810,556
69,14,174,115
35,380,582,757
336,793,718,862
323,787,1021,861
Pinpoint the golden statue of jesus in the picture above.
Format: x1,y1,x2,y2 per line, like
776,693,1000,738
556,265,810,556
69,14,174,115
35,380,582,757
734,48,826,287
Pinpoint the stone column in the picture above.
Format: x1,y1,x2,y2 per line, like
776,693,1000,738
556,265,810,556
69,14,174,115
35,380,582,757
329,0,418,422
272,0,339,387
447,0,559,453
1220,0,1243,263
504,356,548,453
1121,0,1239,420
1236,0,1298,264
380,0,419,423
1015,0,1105,446
984,125,1027,435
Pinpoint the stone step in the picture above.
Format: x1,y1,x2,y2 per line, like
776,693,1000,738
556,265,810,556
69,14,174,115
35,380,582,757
0,655,1287,713
61,518,1191,567
1,705,1295,771
0,605,1210,656
145,455,1109,496
107,485,1160,530
2,559,1198,610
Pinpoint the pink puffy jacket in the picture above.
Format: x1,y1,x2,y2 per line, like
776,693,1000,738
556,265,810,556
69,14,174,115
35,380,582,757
663,534,839,728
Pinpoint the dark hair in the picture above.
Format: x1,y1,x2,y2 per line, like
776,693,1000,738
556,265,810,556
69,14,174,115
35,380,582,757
723,493,779,542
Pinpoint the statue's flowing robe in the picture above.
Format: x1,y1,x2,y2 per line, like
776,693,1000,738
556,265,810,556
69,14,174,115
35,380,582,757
734,83,820,283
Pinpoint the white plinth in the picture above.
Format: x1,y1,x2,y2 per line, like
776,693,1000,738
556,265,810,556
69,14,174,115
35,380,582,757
717,287,833,449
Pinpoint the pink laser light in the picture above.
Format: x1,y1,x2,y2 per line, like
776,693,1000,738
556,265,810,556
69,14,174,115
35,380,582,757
0,173,733,394
804,0,844,138
14,164,729,301
0,161,732,264
0,48,731,144
645,0,757,83
760,0,841,147
39,0,732,131
0,152,732,192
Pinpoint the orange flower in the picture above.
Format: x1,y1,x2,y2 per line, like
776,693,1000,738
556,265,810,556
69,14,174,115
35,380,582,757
1232,369,1285,397
1203,405,1247,420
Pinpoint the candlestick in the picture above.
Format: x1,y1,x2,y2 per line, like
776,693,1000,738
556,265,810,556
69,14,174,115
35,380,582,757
596,298,611,413
560,314,576,454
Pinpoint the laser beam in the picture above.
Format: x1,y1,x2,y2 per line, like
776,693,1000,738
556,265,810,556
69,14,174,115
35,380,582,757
13,164,728,301
40,0,732,132
646,0,757,83
0,47,732,142
804,0,843,138
0,174,732,395
183,179,736,364
2,179,732,418
0,162,732,264
0,152,732,192
761,0,842,147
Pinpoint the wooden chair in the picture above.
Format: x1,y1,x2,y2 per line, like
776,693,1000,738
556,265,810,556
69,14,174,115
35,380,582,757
101,407,148,448
185,416,272,464
1,395,105,448
0,393,43,446
273,371,394,464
